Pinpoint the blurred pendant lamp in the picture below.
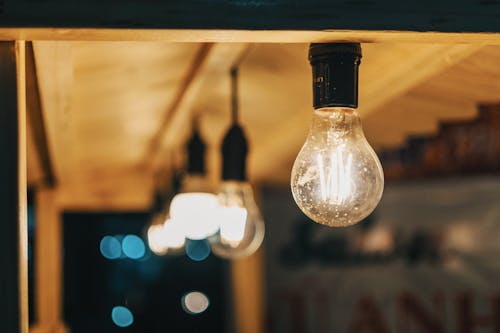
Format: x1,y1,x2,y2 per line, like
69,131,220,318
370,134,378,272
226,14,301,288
210,67,265,259
169,122,220,240
147,172,185,255
146,189,170,255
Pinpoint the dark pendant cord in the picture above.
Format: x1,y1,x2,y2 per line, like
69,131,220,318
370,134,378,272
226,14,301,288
230,66,239,125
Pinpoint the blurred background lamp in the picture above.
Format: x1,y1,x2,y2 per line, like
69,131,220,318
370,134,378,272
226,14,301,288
163,217,186,249
210,67,265,259
182,291,210,315
170,193,220,240
169,126,220,240
111,306,134,327
147,224,170,255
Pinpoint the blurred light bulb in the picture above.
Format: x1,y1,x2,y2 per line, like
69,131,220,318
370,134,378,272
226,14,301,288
169,174,220,240
211,181,265,258
147,224,169,255
291,108,384,227
219,205,247,247
170,192,220,240
163,217,186,249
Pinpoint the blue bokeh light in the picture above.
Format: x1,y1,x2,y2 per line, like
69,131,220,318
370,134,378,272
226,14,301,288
111,306,134,327
100,236,122,260
185,239,211,262
122,235,146,260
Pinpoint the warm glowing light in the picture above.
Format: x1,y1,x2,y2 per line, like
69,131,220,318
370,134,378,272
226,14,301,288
111,306,134,327
170,193,220,240
211,181,265,259
147,224,169,256
362,226,394,253
163,218,186,249
316,146,354,205
182,291,210,315
291,108,384,227
147,218,186,256
218,205,247,247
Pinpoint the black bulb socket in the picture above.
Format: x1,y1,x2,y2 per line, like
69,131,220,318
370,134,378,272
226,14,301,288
187,129,206,174
222,124,248,181
309,43,362,109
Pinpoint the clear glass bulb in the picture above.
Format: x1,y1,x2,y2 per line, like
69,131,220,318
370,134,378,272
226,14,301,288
291,107,384,227
169,174,220,240
210,181,265,259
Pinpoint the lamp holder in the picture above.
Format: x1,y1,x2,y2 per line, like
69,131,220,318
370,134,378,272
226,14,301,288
222,124,248,181
187,124,206,174
222,66,248,181
309,43,362,109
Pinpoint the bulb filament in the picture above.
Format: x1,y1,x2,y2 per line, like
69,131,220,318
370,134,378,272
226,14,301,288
316,146,354,205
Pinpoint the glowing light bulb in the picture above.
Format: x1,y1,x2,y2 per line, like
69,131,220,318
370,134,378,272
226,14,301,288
163,217,186,249
147,224,169,255
291,42,384,227
170,191,220,240
291,108,383,227
211,181,265,258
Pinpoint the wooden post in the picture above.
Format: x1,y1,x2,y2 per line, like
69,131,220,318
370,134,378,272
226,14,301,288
231,249,265,333
0,41,28,333
32,188,67,333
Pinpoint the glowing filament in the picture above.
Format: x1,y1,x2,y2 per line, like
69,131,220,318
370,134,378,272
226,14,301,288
316,147,354,204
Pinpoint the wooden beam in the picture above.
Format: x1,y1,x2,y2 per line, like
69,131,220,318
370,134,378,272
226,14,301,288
231,249,265,333
25,42,56,187
31,42,73,190
2,1,500,33
143,43,214,166
146,43,251,183
0,40,28,333
1,29,500,44
249,44,484,183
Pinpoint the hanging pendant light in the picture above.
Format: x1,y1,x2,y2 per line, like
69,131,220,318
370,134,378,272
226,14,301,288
169,123,220,240
210,67,265,259
146,172,186,256
291,43,384,227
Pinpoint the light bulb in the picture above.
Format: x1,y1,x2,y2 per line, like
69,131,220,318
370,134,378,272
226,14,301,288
163,217,186,249
147,214,186,255
210,181,265,259
169,173,220,240
291,107,384,227
147,224,169,255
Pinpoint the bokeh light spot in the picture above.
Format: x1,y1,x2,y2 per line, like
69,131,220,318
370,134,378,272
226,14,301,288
100,236,122,259
111,306,134,327
182,291,210,315
185,239,211,261
122,235,146,259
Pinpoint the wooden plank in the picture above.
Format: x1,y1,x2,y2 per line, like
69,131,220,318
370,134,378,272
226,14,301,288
2,1,500,33
146,43,250,183
1,29,500,44
0,40,28,333
231,249,265,333
246,43,483,183
34,188,67,333
25,42,56,187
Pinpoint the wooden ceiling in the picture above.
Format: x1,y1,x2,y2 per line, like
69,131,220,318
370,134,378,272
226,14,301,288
27,41,500,210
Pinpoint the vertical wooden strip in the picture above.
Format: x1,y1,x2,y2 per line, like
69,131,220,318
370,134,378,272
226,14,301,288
0,40,28,333
231,249,265,333
35,188,67,333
